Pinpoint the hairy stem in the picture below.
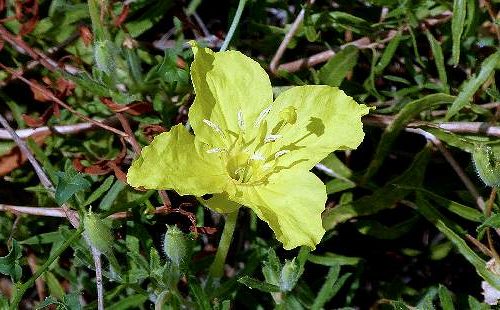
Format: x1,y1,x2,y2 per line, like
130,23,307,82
209,211,239,277
219,0,247,52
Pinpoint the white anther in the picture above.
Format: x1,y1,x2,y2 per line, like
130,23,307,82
206,147,223,154
274,150,289,158
264,134,281,143
262,163,273,170
250,152,265,161
253,106,272,127
203,119,225,137
234,167,245,175
237,110,245,130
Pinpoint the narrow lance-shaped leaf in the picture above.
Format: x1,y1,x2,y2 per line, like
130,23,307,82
446,51,500,119
318,45,359,87
451,0,467,65
363,93,454,181
416,194,500,290
425,31,448,94
323,144,431,230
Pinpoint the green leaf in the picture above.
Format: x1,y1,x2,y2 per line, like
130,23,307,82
374,31,402,75
83,175,115,207
318,153,353,178
262,249,281,286
438,285,455,310
325,178,355,194
446,51,500,119
451,0,467,65
45,271,65,300
405,187,482,222
238,276,281,293
308,253,361,266
324,145,431,230
99,180,126,211
55,170,91,205
107,294,148,310
0,239,22,282
124,1,173,38
363,93,454,181
318,45,359,87
425,31,448,93
189,281,212,310
311,267,351,310
21,231,63,245
354,217,418,240
477,214,500,234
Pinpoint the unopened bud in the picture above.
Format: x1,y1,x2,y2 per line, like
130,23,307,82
163,225,190,267
473,145,500,187
94,40,116,75
83,211,113,254
279,259,299,292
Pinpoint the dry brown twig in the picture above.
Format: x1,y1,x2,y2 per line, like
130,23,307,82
0,25,81,75
0,63,127,138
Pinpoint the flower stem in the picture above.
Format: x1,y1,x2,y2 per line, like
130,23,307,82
209,211,239,277
219,0,247,52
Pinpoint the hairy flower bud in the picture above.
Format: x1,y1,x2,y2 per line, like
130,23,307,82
93,40,116,75
163,225,190,267
279,259,299,292
473,145,500,187
83,211,113,254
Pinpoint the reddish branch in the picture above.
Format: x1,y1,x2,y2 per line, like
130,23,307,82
0,63,127,137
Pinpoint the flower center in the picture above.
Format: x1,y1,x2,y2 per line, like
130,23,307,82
203,106,297,184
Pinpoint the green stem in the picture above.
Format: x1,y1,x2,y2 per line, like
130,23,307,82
10,226,84,309
219,0,247,52
209,211,239,277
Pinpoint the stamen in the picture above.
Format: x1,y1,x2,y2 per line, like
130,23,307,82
203,119,225,137
274,150,290,158
237,110,245,130
206,147,223,154
264,134,281,143
253,106,272,128
250,152,265,161
262,163,273,170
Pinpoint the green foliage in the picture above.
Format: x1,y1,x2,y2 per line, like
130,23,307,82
0,0,499,308
0,240,22,282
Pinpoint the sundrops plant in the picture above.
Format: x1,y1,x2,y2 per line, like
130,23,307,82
127,43,369,253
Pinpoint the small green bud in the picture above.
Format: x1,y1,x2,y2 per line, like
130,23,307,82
93,40,116,75
279,106,298,125
163,225,190,267
279,259,299,292
473,144,500,187
83,211,113,254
